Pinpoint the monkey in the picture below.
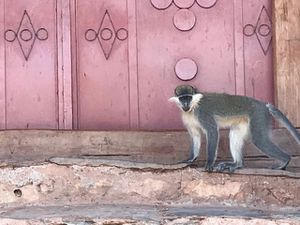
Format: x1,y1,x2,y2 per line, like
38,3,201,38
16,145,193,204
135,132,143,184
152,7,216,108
169,84,300,172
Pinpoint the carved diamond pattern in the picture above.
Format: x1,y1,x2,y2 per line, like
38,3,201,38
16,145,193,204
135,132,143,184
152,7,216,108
243,6,272,55
4,10,48,61
85,10,128,60
16,11,37,60
256,6,272,55
97,11,117,60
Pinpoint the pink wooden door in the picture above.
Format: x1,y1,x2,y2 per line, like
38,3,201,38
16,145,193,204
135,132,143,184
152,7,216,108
0,0,58,129
74,0,273,131
74,0,132,130
0,0,272,131
137,0,273,130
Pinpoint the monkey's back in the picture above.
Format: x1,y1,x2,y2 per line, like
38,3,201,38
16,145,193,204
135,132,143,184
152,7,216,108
197,92,267,117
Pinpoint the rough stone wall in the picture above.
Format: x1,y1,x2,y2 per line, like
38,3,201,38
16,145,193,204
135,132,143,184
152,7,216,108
0,164,299,208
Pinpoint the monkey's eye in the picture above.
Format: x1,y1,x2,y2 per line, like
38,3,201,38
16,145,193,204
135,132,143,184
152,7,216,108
179,95,192,103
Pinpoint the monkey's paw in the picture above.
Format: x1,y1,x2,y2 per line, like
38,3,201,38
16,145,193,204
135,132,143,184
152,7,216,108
215,162,239,173
204,164,214,172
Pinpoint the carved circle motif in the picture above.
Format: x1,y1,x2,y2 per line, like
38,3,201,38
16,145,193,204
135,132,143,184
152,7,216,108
243,24,255,37
85,29,98,41
36,28,49,41
116,28,128,41
100,28,113,40
173,0,195,9
150,0,173,10
20,29,33,41
196,0,217,9
258,24,271,37
173,9,196,31
175,58,198,81
4,29,17,42
5,27,49,42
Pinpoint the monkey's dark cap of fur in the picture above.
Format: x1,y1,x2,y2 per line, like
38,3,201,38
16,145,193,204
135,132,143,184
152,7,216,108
175,85,196,96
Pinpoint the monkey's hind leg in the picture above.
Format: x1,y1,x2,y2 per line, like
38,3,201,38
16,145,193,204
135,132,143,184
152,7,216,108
204,127,219,172
216,123,248,173
251,128,290,171
252,137,291,170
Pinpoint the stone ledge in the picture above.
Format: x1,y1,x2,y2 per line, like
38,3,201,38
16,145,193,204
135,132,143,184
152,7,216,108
49,156,300,178
0,130,299,170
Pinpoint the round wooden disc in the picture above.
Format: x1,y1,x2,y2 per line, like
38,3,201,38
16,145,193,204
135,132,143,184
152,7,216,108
175,58,198,81
173,9,196,31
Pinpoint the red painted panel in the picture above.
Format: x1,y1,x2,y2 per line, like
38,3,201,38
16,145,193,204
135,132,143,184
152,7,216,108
137,1,237,130
76,0,130,130
4,0,58,129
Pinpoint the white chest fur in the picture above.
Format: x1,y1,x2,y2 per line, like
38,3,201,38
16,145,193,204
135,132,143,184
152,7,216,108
181,112,204,134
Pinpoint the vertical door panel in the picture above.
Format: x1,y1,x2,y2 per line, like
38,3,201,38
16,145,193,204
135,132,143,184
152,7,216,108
76,0,130,130
243,0,274,103
137,1,236,130
0,0,5,129
4,0,58,129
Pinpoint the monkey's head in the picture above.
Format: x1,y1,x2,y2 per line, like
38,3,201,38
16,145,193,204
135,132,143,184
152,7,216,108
169,85,203,112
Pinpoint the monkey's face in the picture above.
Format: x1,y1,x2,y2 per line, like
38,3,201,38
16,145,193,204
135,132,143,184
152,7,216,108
169,93,203,113
179,95,193,112
169,85,203,112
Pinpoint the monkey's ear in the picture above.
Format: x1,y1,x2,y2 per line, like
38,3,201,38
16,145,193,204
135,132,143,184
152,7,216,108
168,96,179,104
168,97,182,109
192,86,199,94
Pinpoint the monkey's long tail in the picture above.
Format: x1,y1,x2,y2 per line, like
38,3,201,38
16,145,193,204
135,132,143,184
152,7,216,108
266,103,300,145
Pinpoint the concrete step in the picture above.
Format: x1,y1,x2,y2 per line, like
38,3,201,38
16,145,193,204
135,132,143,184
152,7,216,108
0,204,300,225
1,131,299,224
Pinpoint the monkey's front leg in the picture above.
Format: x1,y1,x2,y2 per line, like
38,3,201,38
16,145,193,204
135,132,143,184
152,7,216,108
181,129,201,164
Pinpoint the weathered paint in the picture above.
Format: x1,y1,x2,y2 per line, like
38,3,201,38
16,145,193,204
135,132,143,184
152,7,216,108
0,0,5,129
137,0,273,130
0,0,274,130
243,0,274,102
75,0,131,130
1,0,58,129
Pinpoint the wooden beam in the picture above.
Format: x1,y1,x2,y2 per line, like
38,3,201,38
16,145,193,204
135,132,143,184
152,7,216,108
57,0,73,129
233,0,245,96
273,0,300,127
127,0,139,129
